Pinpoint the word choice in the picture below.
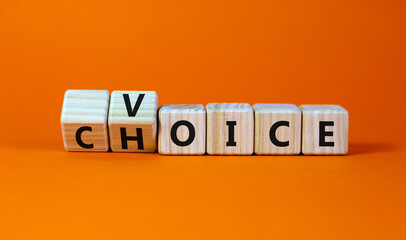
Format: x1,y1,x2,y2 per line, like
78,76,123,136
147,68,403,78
61,90,349,155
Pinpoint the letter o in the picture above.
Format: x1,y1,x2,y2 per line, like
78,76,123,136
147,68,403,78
170,120,195,147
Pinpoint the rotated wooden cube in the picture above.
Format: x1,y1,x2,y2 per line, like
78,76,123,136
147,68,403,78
61,90,110,151
206,103,254,155
158,104,206,155
108,91,158,152
253,104,301,155
300,105,349,155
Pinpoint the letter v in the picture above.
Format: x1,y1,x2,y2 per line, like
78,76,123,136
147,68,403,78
123,93,145,117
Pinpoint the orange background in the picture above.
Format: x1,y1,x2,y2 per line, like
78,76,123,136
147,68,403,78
0,0,405,239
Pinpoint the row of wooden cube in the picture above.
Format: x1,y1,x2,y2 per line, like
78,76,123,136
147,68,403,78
61,90,349,155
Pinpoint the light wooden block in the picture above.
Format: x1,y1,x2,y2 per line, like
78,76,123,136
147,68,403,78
61,90,110,151
253,104,301,155
158,104,206,155
300,105,349,155
108,91,158,152
206,103,254,155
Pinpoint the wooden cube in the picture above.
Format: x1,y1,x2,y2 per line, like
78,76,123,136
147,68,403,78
61,90,110,151
253,104,301,155
158,104,206,155
300,105,349,155
206,103,254,155
108,91,158,152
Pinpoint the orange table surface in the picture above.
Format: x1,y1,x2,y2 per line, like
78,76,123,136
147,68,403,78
1,1,405,239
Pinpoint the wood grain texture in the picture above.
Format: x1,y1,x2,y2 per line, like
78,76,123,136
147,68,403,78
206,103,254,155
253,104,301,155
61,90,110,151
300,105,349,155
108,91,158,152
158,104,206,155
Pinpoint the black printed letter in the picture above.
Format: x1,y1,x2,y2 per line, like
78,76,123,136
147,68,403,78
226,121,237,147
76,126,94,149
319,121,334,147
270,121,289,147
120,127,144,149
170,120,195,147
123,93,145,117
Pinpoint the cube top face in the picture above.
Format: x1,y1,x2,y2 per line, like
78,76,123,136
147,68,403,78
253,104,301,155
159,104,205,113
253,104,301,113
61,90,110,124
300,105,348,114
300,105,349,155
158,104,206,155
206,103,254,155
206,103,253,113
61,90,110,152
108,91,158,152
109,91,158,125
